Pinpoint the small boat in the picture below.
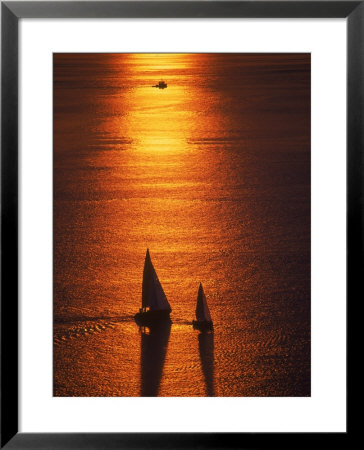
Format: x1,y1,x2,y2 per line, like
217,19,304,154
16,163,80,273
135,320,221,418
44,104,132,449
193,283,213,331
152,80,167,89
134,249,172,326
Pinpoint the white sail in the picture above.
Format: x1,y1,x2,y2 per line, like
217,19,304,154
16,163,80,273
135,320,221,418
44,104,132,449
195,283,212,322
142,249,171,312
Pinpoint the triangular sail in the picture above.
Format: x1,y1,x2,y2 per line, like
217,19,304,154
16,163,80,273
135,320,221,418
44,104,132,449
142,249,171,312
195,283,212,322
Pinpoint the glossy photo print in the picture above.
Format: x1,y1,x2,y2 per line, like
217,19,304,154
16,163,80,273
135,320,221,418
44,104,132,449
53,53,310,397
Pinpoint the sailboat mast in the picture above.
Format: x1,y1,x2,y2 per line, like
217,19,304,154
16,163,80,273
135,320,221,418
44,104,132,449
142,249,152,310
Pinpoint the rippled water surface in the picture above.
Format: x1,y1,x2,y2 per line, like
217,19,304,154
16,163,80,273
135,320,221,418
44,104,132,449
54,53,310,396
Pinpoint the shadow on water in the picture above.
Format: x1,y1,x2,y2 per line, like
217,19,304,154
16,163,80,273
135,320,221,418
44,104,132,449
140,321,171,396
198,331,215,397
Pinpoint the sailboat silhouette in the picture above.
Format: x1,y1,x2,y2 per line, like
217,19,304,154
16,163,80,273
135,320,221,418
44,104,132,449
193,283,213,331
135,249,172,326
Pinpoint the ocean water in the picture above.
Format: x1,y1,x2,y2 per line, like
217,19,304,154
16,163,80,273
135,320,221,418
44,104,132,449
53,53,310,397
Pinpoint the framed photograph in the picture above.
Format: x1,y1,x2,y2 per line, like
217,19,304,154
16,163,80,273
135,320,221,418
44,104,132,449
1,1,354,448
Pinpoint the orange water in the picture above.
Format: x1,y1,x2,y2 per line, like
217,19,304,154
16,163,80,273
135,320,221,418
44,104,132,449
54,53,310,396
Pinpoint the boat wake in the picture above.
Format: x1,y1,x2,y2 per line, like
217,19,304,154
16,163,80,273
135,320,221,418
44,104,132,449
54,315,133,345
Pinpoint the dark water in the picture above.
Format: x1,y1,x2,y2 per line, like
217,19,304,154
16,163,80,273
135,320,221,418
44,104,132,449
53,53,310,397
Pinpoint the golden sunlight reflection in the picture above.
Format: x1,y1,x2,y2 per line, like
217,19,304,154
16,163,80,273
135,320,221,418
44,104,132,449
54,53,311,397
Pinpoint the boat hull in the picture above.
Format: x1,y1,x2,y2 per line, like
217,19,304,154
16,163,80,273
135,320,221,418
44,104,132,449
134,309,171,326
193,320,213,331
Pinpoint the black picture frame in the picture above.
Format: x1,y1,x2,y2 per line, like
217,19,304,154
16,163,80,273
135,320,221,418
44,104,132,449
1,1,355,448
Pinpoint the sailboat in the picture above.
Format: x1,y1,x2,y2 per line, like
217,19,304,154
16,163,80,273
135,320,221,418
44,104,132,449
134,249,172,326
152,80,167,89
193,283,213,331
